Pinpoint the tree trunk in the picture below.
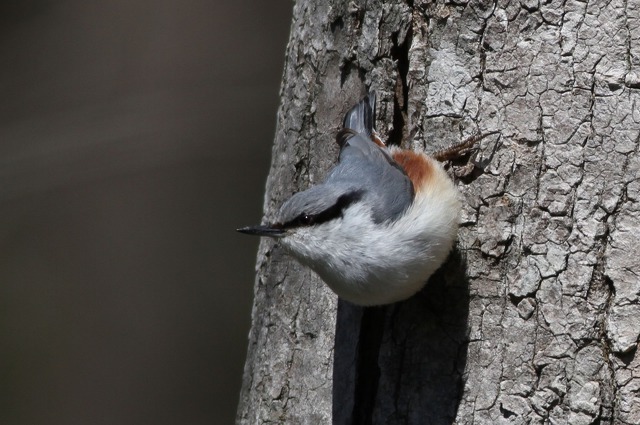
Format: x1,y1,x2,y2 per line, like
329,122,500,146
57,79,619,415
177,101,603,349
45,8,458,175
237,0,640,424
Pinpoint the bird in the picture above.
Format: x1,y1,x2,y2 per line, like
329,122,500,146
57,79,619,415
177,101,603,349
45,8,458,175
238,92,481,306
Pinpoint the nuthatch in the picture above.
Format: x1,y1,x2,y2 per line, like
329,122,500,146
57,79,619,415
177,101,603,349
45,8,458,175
239,92,487,306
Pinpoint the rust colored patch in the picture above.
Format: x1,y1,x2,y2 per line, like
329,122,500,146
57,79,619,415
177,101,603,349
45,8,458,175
371,132,386,147
392,150,433,191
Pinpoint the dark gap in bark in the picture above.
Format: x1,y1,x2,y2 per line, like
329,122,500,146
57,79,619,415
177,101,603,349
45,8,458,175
340,59,367,89
509,293,525,307
500,403,517,418
340,59,354,88
388,27,412,147
331,15,344,33
614,345,637,365
604,275,616,298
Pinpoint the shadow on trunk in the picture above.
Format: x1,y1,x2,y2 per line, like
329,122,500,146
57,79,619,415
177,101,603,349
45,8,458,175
333,249,470,425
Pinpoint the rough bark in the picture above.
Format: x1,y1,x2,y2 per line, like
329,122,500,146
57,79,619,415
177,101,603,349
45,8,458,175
237,0,640,424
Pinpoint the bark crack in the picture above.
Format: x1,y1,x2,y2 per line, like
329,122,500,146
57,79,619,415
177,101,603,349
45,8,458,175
388,25,412,147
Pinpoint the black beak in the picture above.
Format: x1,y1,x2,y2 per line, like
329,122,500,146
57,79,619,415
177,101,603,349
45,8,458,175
236,225,285,237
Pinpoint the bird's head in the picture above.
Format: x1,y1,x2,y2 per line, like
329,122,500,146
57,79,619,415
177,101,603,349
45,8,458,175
237,185,364,261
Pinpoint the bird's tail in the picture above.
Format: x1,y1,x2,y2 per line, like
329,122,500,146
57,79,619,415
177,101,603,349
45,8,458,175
342,91,376,136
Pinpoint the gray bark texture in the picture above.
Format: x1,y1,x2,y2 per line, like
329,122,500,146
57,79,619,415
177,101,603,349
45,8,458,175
237,0,640,424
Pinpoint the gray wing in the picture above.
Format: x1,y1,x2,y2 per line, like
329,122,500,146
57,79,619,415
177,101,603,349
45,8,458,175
278,92,414,226
326,132,414,224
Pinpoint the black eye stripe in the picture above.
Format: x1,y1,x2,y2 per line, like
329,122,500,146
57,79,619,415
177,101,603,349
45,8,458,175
284,190,364,229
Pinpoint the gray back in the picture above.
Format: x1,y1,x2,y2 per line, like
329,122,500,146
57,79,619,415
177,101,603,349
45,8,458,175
326,133,413,223
277,92,414,226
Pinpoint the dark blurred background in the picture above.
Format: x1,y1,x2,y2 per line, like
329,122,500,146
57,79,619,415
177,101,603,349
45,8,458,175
0,1,292,424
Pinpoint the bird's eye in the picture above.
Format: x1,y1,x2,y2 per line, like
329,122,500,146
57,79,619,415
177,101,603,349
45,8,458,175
292,213,315,226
